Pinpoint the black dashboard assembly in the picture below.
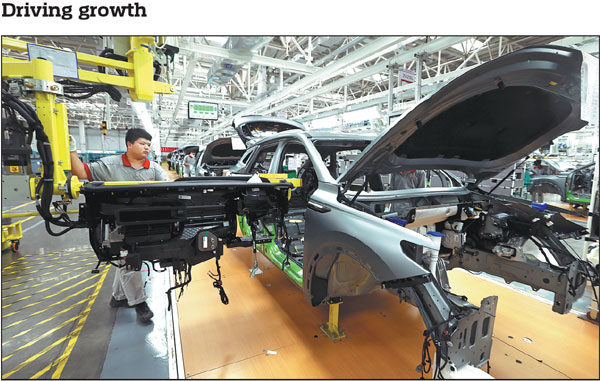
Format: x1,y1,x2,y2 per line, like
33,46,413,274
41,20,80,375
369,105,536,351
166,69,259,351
78,177,291,305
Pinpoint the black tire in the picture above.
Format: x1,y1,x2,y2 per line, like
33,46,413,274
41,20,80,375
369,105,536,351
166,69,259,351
11,240,20,253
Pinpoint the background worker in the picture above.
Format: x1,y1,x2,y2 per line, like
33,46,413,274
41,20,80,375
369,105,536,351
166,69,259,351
387,169,427,214
529,159,549,203
69,128,168,323
389,169,426,190
183,151,196,177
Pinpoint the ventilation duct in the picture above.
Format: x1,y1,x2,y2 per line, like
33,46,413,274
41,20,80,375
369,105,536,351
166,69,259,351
207,37,273,86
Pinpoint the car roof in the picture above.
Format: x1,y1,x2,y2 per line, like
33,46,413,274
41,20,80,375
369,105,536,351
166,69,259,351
249,130,375,145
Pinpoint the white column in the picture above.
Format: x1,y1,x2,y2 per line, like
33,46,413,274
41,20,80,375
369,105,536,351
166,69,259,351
78,120,87,152
387,64,395,115
415,54,423,104
280,69,283,89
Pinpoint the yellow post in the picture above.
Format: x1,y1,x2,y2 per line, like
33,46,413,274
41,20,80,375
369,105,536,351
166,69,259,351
320,299,346,340
127,36,156,101
29,59,70,196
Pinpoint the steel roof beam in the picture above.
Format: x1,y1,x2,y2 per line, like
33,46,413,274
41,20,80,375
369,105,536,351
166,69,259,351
198,37,410,139
297,63,477,123
258,37,469,119
177,42,318,75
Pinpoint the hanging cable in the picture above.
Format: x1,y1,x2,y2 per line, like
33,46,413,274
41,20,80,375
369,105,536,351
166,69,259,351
57,79,121,102
2,82,80,234
208,256,229,305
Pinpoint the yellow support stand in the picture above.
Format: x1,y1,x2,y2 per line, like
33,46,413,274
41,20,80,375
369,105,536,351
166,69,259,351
320,299,346,340
2,220,24,253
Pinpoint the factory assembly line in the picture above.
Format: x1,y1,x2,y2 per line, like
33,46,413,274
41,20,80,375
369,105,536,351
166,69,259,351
2,36,599,379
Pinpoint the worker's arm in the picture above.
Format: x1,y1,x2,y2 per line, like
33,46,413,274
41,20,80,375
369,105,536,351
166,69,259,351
69,136,88,180
70,151,88,179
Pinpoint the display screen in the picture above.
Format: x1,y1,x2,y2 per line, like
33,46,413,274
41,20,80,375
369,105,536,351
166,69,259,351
188,101,218,120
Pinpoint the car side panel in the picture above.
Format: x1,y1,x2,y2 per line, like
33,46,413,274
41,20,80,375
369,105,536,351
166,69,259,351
302,184,435,305
529,174,567,200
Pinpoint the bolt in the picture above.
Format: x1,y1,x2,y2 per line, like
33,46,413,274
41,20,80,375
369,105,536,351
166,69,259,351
170,86,175,92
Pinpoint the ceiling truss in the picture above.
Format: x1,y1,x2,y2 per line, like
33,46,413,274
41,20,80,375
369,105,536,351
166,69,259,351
2,35,597,146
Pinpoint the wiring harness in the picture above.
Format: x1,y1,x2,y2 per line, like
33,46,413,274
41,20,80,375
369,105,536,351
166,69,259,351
2,81,83,235
57,79,122,102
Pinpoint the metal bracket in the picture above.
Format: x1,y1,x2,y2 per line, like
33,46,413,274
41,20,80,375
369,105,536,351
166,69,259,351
2,174,31,202
446,296,498,369
20,78,64,95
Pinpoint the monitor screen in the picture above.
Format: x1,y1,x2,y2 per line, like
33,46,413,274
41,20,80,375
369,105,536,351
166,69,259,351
188,101,218,120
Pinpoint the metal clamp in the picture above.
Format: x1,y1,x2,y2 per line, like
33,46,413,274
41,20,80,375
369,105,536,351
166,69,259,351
22,78,64,95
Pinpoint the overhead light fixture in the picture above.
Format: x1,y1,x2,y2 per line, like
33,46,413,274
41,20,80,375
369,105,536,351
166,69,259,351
205,37,228,47
341,106,381,124
310,115,339,130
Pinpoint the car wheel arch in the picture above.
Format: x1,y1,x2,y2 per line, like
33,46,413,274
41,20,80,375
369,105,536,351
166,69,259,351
303,232,413,306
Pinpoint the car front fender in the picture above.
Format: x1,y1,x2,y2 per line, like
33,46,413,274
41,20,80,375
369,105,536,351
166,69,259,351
303,189,435,305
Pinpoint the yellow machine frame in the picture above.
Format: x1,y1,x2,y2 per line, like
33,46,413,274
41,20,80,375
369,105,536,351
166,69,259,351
1,36,176,200
1,36,176,251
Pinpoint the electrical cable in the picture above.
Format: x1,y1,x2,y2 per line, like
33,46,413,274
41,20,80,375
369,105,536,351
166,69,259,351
563,240,599,304
2,83,77,233
529,236,554,264
57,79,121,102
97,48,127,76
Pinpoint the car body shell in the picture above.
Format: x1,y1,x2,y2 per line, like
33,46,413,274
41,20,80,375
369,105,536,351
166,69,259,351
529,161,594,205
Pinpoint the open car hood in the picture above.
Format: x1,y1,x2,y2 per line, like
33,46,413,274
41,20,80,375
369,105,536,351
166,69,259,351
201,137,246,166
339,45,588,184
181,145,199,154
233,115,306,145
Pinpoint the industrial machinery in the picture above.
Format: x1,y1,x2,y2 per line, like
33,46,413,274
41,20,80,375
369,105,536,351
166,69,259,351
2,38,598,379
1,37,292,303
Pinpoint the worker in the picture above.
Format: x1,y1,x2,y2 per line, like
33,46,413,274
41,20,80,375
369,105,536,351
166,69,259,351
69,128,168,323
387,170,426,214
182,151,196,177
529,159,548,203
389,169,426,190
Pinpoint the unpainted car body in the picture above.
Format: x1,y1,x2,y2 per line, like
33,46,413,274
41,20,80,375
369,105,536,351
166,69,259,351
231,45,598,373
194,137,245,176
529,161,595,205
80,45,598,377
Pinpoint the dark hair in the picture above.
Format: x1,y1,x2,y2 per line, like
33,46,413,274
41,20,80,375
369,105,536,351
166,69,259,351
125,128,152,145
533,159,542,166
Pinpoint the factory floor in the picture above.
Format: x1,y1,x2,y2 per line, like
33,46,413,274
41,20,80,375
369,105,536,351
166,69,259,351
178,245,599,379
1,198,180,379
1,168,597,379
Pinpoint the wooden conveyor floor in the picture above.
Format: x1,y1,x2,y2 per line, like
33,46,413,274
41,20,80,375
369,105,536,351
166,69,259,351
176,245,599,379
